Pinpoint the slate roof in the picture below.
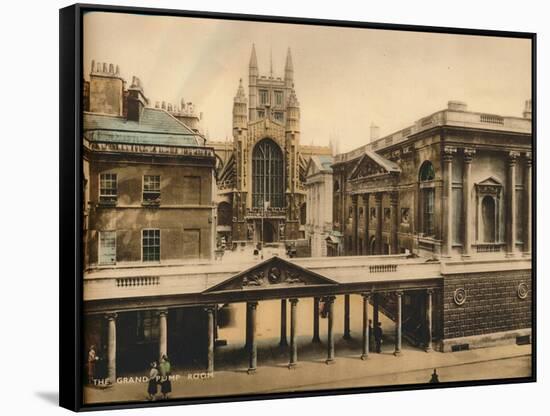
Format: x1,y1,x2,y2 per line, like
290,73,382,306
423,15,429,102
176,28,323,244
83,108,204,147
307,155,334,176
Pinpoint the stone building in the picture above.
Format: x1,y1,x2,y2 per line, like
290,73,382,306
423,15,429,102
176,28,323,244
214,46,332,246
331,99,532,350
82,62,217,377
304,155,334,257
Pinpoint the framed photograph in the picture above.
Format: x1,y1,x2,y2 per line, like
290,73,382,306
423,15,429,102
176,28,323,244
59,3,536,411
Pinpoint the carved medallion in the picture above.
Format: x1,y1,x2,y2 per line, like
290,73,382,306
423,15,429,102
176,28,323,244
453,288,467,306
517,283,529,300
268,266,282,284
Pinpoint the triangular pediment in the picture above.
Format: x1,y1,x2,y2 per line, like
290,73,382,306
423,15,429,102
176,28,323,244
349,150,401,180
203,256,338,293
477,176,502,186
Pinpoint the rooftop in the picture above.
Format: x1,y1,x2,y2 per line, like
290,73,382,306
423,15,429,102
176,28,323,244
83,107,205,147
335,101,532,164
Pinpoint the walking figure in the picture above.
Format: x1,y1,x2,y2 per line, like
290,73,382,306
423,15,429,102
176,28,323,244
159,355,172,399
147,361,159,401
87,345,98,385
374,321,383,353
429,368,440,383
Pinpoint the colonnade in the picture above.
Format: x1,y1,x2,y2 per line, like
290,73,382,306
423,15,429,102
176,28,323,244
100,289,436,382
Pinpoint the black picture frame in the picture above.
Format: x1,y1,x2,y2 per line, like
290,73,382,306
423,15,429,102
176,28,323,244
60,3,536,411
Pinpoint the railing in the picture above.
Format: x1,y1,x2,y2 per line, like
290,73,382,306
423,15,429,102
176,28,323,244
480,114,504,125
369,264,398,273
116,276,160,287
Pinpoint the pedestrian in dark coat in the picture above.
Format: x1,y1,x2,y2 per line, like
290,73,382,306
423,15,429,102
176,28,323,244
374,321,383,353
429,368,440,383
159,355,172,399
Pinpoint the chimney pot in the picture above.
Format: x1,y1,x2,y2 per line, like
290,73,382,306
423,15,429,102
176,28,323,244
109,63,114,74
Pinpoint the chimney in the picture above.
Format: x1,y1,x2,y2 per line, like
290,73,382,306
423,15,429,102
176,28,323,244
370,123,380,142
523,99,532,119
88,60,124,116
126,76,148,122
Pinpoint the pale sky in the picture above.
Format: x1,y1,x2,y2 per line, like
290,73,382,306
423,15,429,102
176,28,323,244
83,12,531,152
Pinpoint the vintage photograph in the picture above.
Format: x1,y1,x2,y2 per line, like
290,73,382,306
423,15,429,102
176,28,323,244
80,10,533,406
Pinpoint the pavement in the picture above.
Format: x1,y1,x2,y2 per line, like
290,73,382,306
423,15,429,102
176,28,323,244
83,297,532,405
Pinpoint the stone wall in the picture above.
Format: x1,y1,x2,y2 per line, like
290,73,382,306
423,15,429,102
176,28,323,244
442,269,531,341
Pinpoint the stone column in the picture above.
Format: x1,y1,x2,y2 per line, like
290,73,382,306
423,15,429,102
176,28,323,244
425,290,433,352
205,306,215,373
245,302,251,350
362,194,370,255
442,146,456,256
325,296,336,364
247,301,258,374
390,191,399,254
373,293,379,327
289,298,299,368
375,193,383,254
524,153,532,254
105,313,117,384
280,299,288,347
507,151,520,256
361,293,371,360
158,309,168,360
394,291,403,356
462,148,476,256
343,294,351,340
352,194,359,255
312,297,321,343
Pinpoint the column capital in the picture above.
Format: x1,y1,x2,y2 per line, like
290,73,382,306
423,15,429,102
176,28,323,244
394,290,404,297
104,312,118,321
203,305,216,313
351,194,359,204
289,298,299,305
361,292,372,300
442,145,457,161
508,150,520,164
157,308,169,316
426,288,434,295
374,192,383,203
248,301,259,309
463,147,476,163
361,193,370,203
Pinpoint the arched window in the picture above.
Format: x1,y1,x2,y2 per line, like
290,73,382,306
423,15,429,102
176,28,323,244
481,196,496,242
419,161,435,236
252,139,284,208
419,161,435,181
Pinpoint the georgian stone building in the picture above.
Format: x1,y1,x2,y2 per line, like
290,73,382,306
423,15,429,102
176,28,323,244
304,155,334,257
332,99,532,350
82,62,217,377
215,46,331,245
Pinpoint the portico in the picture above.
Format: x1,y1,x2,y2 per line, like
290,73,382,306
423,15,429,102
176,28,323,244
84,254,447,380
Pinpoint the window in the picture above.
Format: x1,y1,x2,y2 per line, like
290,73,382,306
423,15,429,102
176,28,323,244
419,161,435,181
143,175,161,204
423,188,435,235
257,110,265,119
252,139,284,208
274,111,284,122
99,231,116,265
99,173,117,204
275,90,283,106
481,196,496,242
142,229,160,262
136,310,159,342
259,89,269,105
419,161,435,236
